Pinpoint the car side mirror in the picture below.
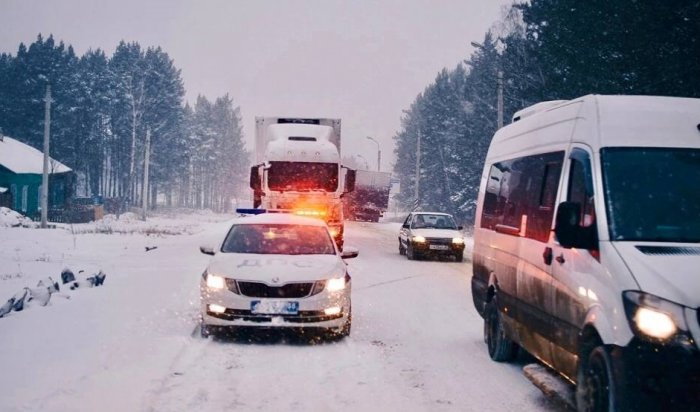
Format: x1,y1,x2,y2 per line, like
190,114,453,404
458,225,463,230
402,223,409,229
200,245,216,255
341,246,359,259
554,201,596,250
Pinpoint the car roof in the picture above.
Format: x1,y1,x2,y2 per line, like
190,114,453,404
231,212,328,227
412,212,453,217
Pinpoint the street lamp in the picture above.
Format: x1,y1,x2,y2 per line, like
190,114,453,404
471,41,503,129
366,136,381,172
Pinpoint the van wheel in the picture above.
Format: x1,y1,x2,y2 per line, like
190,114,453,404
484,297,518,362
576,346,627,412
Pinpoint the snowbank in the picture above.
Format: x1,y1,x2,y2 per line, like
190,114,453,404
0,207,36,228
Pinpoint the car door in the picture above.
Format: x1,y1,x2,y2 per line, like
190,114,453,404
399,213,413,250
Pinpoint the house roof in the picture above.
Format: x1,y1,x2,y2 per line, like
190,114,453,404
0,135,71,174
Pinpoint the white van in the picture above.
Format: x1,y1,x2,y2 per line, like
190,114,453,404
471,95,700,411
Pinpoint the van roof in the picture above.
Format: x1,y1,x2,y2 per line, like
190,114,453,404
490,95,700,159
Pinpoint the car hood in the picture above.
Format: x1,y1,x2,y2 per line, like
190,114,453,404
613,243,700,307
411,228,463,239
206,253,346,284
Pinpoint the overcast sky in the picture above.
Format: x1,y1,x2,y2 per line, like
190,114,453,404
0,0,513,171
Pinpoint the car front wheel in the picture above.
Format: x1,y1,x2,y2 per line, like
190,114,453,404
399,240,406,255
406,242,420,260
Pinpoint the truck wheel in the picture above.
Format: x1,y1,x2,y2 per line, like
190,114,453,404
576,346,628,412
484,297,518,362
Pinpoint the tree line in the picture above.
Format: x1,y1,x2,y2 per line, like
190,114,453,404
0,34,249,212
392,0,700,224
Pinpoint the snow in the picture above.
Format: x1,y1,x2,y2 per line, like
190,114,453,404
0,135,72,174
0,206,37,228
0,211,561,412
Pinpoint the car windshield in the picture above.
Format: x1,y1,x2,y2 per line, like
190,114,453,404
267,161,338,192
601,147,700,242
221,223,335,255
411,214,458,229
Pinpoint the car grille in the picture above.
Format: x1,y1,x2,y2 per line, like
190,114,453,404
237,281,313,298
426,237,452,245
207,308,343,323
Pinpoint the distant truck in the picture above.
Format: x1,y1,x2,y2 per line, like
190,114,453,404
249,117,355,249
343,170,391,222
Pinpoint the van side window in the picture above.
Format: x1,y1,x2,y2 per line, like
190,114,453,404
568,152,595,228
481,151,564,242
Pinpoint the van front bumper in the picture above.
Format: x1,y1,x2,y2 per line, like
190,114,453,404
617,337,700,409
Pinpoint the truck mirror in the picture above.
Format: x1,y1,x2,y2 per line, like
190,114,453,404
250,166,261,192
344,169,356,193
554,201,596,250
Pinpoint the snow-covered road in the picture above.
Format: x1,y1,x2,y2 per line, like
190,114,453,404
0,215,564,411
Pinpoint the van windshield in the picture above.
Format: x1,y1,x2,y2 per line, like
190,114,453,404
601,147,700,242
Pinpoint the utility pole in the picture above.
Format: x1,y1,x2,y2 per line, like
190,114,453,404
497,69,504,129
366,136,381,172
414,129,421,211
141,127,151,221
40,84,52,228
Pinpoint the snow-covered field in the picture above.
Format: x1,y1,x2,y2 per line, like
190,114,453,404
0,211,564,412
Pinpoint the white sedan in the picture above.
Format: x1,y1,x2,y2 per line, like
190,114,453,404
199,212,358,339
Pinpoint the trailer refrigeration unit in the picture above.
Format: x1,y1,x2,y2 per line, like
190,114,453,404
249,117,355,249
343,170,391,222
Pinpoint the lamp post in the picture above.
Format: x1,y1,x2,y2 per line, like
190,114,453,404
471,41,503,129
366,136,381,172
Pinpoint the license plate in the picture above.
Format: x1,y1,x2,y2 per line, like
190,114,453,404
251,300,299,315
429,244,449,250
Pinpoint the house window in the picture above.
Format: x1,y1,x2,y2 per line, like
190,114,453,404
21,185,28,212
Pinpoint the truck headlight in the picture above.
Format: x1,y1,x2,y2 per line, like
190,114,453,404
623,291,692,346
206,274,226,290
412,235,426,243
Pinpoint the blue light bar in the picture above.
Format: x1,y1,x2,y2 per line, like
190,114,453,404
236,208,267,215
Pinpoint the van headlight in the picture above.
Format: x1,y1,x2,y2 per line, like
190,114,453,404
622,291,693,347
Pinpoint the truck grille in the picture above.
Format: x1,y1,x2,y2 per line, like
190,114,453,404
238,281,313,298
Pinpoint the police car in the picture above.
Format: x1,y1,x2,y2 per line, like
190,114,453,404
199,211,358,339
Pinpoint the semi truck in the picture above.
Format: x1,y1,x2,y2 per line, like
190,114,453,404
249,117,355,249
343,170,391,222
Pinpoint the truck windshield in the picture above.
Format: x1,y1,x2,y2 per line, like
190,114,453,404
601,147,700,242
268,162,338,192
222,224,335,255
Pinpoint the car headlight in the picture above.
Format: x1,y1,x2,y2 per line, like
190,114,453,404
452,237,465,244
412,235,426,243
326,277,346,292
206,273,226,290
622,291,693,347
